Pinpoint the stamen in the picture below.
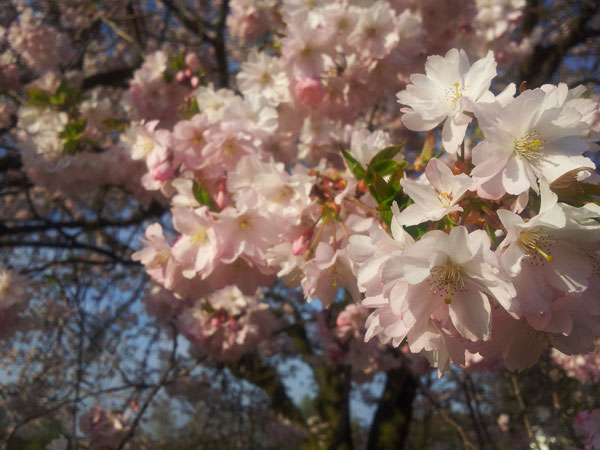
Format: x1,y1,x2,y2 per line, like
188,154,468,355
260,73,271,85
437,191,453,207
274,186,294,202
445,82,464,110
136,136,155,156
151,252,169,266
518,229,554,263
514,131,544,162
238,216,250,229
191,229,209,246
430,263,466,303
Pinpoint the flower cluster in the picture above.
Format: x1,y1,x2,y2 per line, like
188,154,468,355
142,284,279,361
123,51,190,127
177,285,279,361
79,405,130,448
318,303,400,382
353,49,600,372
123,6,599,373
6,8,73,74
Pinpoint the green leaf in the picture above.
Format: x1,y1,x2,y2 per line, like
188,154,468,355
43,274,59,285
370,159,409,178
485,224,499,247
419,131,435,165
388,164,405,191
27,89,51,107
369,144,405,166
163,71,174,83
369,160,397,177
50,82,82,108
170,54,186,72
50,90,67,106
60,118,87,154
404,222,430,240
181,97,200,120
61,118,87,138
63,138,78,154
340,146,366,179
102,117,128,131
202,301,216,314
193,181,218,212
368,167,396,204
379,209,393,227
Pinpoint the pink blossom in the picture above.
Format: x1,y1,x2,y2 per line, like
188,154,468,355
291,229,313,256
301,243,359,308
132,223,180,290
470,87,596,199
171,207,220,280
397,49,497,153
397,158,473,226
294,78,325,107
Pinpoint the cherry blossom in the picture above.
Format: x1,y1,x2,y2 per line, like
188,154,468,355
397,48,497,153
396,158,472,226
471,87,596,199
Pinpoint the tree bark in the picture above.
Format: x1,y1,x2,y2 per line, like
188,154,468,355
366,367,417,450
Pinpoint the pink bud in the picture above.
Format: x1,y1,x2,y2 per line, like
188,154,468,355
335,314,349,329
292,228,313,255
185,53,200,72
210,317,220,328
214,180,228,210
175,71,186,83
151,160,174,182
294,77,325,107
184,69,192,78
190,76,200,88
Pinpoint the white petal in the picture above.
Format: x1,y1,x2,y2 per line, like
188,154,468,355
449,288,491,341
502,156,531,195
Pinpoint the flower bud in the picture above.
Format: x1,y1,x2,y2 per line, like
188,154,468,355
151,160,174,182
185,52,200,72
292,228,313,256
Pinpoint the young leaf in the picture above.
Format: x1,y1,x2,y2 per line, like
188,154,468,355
27,89,51,108
340,146,366,179
367,167,395,205
369,144,405,166
193,181,218,212
420,131,435,164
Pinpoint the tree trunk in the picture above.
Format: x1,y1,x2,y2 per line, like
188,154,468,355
366,367,417,450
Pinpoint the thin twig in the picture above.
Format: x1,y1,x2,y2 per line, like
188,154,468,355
410,366,477,450
344,196,380,217
99,14,144,57
510,373,542,450
114,330,178,450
